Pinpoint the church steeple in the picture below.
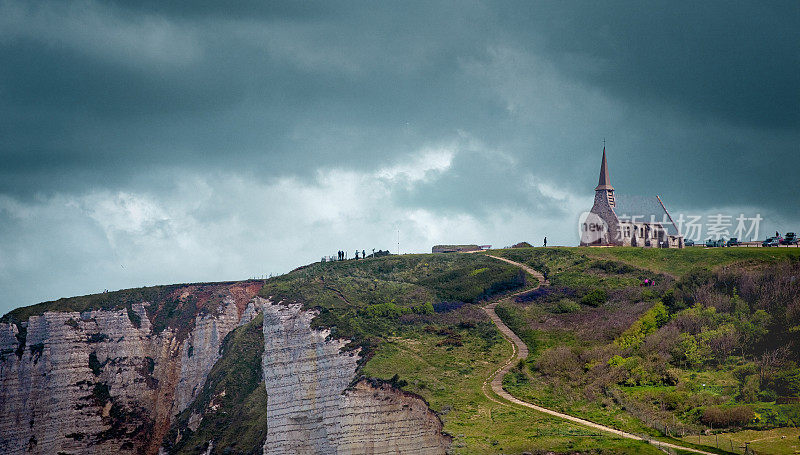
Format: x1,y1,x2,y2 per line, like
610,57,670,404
595,146,613,191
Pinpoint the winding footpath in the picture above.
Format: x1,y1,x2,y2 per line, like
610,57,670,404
482,254,716,455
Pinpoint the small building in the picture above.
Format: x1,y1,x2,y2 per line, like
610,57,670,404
580,148,683,248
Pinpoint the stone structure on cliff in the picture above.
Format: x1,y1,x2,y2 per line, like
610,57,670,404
580,147,684,248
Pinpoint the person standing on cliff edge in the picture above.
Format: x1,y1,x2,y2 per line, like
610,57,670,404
543,237,547,247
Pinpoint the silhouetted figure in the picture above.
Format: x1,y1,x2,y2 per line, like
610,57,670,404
543,237,547,247
355,250,360,260
362,249,366,259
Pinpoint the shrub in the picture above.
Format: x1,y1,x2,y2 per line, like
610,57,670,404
388,373,408,389
581,289,607,307
701,405,754,427
758,388,778,402
552,298,580,314
615,302,668,350
126,307,141,328
661,289,685,313
89,352,104,376
774,367,800,396
536,346,581,378
739,374,760,403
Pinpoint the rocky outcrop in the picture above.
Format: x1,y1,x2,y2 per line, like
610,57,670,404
261,302,449,455
338,380,451,454
0,285,450,455
0,283,262,455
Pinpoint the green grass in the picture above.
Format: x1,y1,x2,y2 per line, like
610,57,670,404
0,284,178,324
579,246,800,278
361,324,664,454
5,247,798,454
258,253,526,354
487,246,800,280
502,369,657,437
487,247,669,292
681,427,800,454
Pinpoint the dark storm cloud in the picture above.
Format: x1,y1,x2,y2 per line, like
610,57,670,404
0,0,798,310
3,1,795,196
0,0,502,194
500,1,800,129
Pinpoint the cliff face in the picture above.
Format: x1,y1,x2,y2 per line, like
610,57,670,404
261,302,449,455
0,286,450,455
0,282,262,455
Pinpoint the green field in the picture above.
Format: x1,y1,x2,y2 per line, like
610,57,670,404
681,427,800,454
577,246,799,278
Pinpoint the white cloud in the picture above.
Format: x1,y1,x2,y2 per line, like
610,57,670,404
375,146,455,183
0,141,590,312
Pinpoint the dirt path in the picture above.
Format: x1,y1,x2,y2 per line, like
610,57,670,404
482,254,716,455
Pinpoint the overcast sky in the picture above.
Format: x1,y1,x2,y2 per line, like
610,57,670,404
1,0,798,313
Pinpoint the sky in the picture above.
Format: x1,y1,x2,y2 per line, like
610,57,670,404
1,0,798,313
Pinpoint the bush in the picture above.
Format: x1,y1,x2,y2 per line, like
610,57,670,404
774,367,800,396
701,405,754,427
738,373,760,403
758,388,778,402
581,289,607,307
615,302,669,350
552,298,580,314
536,346,581,378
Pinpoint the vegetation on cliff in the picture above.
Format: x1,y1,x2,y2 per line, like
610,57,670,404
258,253,526,357
164,314,267,455
491,247,800,450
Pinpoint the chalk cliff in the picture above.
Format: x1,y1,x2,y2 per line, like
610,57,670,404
0,284,450,455
261,302,449,454
0,282,262,454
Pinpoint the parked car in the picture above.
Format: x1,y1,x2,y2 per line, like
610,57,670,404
706,238,725,247
727,238,740,247
762,237,780,247
684,239,695,247
781,232,799,245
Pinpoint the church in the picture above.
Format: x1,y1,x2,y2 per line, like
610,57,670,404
580,148,684,248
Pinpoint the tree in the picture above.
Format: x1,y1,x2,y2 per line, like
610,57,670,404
672,333,706,368
738,309,771,357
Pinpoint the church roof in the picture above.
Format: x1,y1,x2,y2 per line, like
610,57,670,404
614,195,681,236
595,147,613,190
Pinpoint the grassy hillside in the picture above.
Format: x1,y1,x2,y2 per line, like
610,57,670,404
4,247,798,454
257,253,526,356
255,252,667,453
488,247,800,452
582,246,800,278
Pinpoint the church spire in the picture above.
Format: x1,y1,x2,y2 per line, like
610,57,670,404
595,146,613,191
